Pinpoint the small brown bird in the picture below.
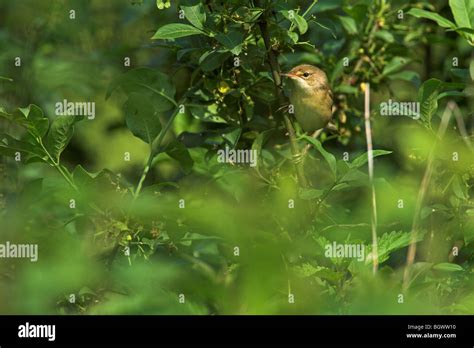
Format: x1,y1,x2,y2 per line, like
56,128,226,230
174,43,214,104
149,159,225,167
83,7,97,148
281,64,333,133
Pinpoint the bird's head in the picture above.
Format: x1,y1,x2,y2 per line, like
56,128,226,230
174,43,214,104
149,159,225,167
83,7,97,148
281,64,329,95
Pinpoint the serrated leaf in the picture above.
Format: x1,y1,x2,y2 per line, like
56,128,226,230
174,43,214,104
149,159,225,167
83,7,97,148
45,116,76,162
375,230,426,264
124,93,162,144
181,3,206,29
418,78,443,128
151,23,206,39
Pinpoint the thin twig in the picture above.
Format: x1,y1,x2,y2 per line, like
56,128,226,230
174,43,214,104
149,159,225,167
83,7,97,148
451,101,473,151
363,83,378,274
402,101,453,291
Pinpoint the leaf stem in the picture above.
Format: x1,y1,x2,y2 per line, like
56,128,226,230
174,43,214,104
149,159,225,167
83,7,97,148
133,103,183,199
302,0,318,18
37,138,78,191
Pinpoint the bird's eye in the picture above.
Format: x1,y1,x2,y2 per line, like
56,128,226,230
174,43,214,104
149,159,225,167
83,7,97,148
302,72,310,78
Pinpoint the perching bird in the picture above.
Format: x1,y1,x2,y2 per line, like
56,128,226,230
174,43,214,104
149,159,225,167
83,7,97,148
281,64,333,133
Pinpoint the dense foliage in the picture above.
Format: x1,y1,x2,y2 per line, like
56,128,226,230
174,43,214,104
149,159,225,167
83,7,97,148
0,0,473,314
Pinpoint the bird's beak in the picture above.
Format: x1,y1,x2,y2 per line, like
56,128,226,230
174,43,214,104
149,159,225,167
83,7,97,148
280,72,298,79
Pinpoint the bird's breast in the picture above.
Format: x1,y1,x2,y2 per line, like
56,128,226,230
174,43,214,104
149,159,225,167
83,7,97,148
289,89,332,132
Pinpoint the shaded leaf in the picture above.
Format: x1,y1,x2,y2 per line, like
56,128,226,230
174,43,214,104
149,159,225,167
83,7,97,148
302,135,337,178
198,50,231,72
382,56,410,77
107,68,176,112
337,15,357,35
124,93,162,144
181,3,206,29
374,30,394,43
165,140,194,174
407,8,456,29
215,31,244,55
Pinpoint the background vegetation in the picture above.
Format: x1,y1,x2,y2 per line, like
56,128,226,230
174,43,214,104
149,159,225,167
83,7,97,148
0,0,473,314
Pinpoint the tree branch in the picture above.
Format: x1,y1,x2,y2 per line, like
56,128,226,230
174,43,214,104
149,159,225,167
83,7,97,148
256,5,308,188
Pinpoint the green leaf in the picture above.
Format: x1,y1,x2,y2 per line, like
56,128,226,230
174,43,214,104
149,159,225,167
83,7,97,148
407,8,456,29
215,31,244,55
181,3,206,29
433,262,464,272
470,60,474,80
123,93,162,144
221,127,241,148
302,135,337,178
449,0,473,31
287,31,299,44
437,90,465,99
451,68,470,80
454,26,474,34
165,140,194,174
451,175,467,200
151,23,206,40
374,30,394,43
298,188,324,200
189,104,227,123
280,10,308,35
349,150,392,169
0,133,45,158
10,105,49,139
45,116,76,162
382,56,410,77
106,68,176,112
72,165,95,188
376,231,425,264
418,78,443,128
387,71,421,87
198,50,231,72
337,15,357,35
294,14,308,34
